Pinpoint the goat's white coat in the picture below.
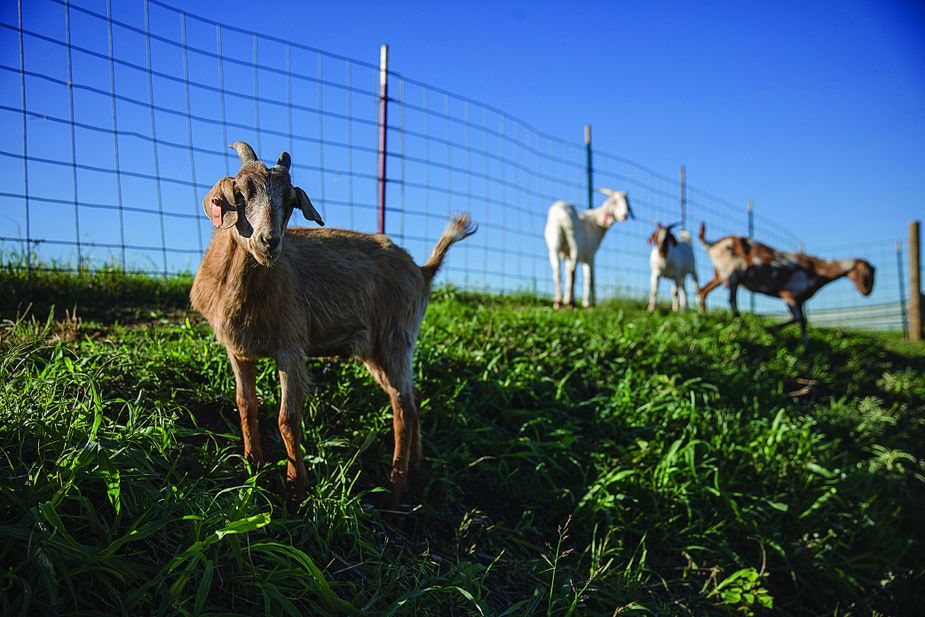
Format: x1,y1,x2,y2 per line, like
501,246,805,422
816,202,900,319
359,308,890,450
544,190,631,307
648,230,701,312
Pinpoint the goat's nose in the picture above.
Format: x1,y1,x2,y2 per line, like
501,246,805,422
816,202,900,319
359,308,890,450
262,235,280,251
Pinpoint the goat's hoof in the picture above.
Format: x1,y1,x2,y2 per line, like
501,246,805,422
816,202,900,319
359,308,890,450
553,301,562,310
284,465,308,505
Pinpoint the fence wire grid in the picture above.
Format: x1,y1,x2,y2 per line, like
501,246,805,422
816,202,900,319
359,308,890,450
0,0,913,331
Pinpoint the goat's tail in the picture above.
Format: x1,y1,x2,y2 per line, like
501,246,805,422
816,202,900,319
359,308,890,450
698,222,712,248
420,213,478,284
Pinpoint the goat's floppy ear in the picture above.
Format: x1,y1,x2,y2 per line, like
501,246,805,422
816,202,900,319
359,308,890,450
292,187,324,226
202,177,238,229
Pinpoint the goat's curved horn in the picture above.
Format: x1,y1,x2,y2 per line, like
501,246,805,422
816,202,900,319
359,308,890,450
275,152,291,171
626,197,636,220
229,141,257,164
595,187,616,197
666,221,682,230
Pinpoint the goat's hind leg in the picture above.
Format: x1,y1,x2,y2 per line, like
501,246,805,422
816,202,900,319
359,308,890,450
365,351,419,509
582,261,595,308
549,251,563,309
698,272,722,312
229,353,263,469
691,272,702,311
563,258,577,308
277,352,309,503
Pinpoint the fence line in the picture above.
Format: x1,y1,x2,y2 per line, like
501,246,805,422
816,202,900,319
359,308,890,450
0,0,911,331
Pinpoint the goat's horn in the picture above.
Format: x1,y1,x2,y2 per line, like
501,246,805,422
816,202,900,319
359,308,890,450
595,187,616,197
275,152,291,171
666,221,681,230
229,141,257,164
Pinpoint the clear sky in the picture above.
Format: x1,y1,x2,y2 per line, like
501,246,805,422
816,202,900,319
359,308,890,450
1,0,922,318
203,0,925,246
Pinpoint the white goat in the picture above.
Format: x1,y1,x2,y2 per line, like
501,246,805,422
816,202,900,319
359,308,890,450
544,188,634,308
647,222,700,312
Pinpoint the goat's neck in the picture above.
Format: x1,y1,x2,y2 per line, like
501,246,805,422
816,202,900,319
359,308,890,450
588,205,614,230
199,230,274,312
802,255,855,282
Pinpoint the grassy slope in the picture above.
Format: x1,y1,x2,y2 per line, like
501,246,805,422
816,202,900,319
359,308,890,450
1,268,924,616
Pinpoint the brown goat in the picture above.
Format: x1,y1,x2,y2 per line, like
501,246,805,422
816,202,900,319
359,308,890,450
190,141,476,506
698,222,874,344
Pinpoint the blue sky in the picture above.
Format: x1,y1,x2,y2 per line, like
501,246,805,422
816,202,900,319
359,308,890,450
231,0,925,246
1,0,922,315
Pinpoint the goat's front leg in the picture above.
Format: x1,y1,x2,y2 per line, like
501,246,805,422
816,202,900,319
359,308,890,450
772,294,809,346
671,282,680,312
582,261,594,308
677,279,688,311
729,283,740,317
563,258,577,308
277,352,308,503
648,271,659,312
229,353,263,469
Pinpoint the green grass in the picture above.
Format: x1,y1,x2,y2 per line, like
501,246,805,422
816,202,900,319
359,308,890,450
1,267,923,616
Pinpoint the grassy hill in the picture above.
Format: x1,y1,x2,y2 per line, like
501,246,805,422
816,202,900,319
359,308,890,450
1,266,923,615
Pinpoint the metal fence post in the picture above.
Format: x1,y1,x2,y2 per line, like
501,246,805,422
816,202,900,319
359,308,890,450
377,43,389,235
17,0,31,285
748,199,754,313
679,164,686,228
910,220,922,341
897,240,908,338
584,124,592,209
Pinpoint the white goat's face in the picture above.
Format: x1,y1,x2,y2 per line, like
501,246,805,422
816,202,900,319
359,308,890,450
202,142,324,267
607,192,632,222
596,188,634,224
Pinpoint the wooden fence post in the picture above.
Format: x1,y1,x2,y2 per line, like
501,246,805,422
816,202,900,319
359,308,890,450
910,220,922,341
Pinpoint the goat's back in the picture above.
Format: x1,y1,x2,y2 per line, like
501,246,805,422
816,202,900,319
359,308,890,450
192,227,431,361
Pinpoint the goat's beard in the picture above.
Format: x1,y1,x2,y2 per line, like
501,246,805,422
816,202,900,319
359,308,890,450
248,243,280,268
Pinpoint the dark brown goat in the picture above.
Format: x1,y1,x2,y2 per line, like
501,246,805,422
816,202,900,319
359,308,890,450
190,142,476,506
698,222,874,344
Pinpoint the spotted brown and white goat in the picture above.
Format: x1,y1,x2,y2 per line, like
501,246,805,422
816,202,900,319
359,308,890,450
698,223,875,344
647,222,700,312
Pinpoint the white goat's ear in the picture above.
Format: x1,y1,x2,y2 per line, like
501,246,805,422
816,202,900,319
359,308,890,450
292,187,324,226
202,177,238,229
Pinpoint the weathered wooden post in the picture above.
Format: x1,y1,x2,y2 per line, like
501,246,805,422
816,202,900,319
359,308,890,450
377,43,388,235
910,220,922,341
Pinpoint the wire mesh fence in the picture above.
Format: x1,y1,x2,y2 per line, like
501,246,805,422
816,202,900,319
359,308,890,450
0,0,916,331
